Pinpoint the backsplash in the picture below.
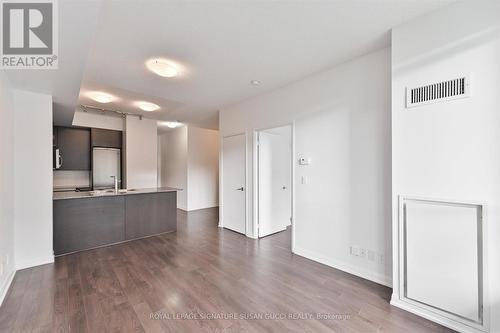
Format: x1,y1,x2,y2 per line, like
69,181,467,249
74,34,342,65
53,170,90,189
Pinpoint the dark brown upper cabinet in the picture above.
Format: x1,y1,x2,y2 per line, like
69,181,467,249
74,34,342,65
53,127,58,147
56,127,91,170
91,128,122,148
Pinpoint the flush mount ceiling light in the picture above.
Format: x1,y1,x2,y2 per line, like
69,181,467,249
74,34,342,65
250,80,261,86
146,58,179,78
159,121,182,128
87,91,115,103
135,101,160,112
166,121,182,128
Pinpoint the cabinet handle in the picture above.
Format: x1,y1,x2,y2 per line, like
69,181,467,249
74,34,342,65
236,187,244,191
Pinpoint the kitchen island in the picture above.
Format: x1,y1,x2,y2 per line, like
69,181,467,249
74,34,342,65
53,187,179,255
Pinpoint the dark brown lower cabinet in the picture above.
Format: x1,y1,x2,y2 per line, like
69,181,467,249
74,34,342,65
53,196,125,255
125,192,177,239
53,192,177,255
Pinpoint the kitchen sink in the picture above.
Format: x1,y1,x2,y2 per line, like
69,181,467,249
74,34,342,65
89,190,105,196
117,189,137,193
89,189,137,196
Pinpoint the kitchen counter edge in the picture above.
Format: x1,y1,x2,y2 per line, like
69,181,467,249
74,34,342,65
53,187,181,200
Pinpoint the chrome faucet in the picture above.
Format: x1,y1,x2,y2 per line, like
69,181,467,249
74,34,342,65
110,176,120,192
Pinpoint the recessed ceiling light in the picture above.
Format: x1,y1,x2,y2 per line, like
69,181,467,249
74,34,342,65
250,80,261,86
135,101,160,112
146,58,179,78
87,91,115,103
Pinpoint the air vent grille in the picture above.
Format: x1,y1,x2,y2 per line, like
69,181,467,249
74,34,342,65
406,76,469,108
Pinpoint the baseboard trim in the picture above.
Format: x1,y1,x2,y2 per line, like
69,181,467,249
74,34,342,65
185,205,219,212
390,297,487,333
293,246,392,287
55,230,176,257
15,255,54,271
0,270,16,307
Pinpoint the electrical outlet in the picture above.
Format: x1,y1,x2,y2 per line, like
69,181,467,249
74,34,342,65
359,248,366,258
298,157,311,165
350,246,359,256
379,254,385,265
367,250,375,261
301,176,308,185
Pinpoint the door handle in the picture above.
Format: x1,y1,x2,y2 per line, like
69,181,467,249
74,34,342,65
282,186,287,190
236,187,244,191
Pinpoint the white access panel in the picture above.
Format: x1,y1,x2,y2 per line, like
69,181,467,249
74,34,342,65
404,199,482,323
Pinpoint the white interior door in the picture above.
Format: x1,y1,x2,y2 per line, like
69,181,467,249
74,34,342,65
222,134,246,234
258,130,291,237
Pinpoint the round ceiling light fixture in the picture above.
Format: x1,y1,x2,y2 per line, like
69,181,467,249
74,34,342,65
87,91,115,103
146,58,179,78
135,101,160,112
159,121,182,128
166,121,182,128
250,80,261,86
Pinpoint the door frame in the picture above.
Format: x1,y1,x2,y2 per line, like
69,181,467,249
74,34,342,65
253,123,295,251
219,132,248,235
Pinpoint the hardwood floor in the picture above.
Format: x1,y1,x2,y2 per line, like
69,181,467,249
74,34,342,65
0,208,453,333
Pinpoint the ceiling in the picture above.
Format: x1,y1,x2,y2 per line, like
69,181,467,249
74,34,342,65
6,0,454,130
4,0,102,125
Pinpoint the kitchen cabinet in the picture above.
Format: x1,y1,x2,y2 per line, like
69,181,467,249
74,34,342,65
53,190,178,255
56,127,91,170
52,127,57,147
91,128,122,148
53,196,125,255
125,192,177,239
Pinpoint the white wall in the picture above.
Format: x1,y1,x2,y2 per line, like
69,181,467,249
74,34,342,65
158,127,188,210
13,90,54,270
187,127,219,210
391,2,500,332
0,72,15,304
158,126,219,211
219,48,391,285
125,115,158,189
